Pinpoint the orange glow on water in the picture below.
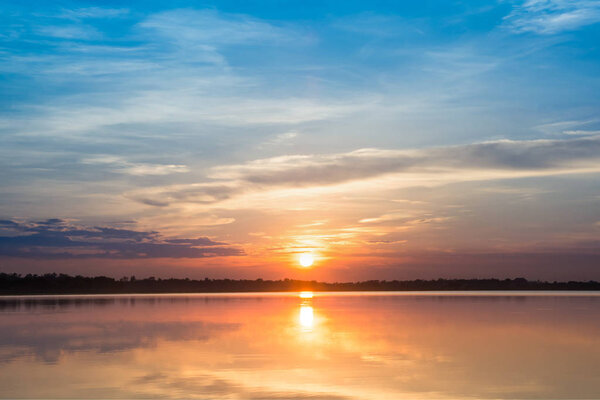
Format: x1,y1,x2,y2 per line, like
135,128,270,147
1,294,599,398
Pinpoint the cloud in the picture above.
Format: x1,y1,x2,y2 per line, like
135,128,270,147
0,312,237,363
563,130,600,136
35,25,101,40
127,183,240,207
58,7,130,20
133,8,314,68
82,156,189,176
0,219,242,259
260,131,299,147
358,213,449,226
332,13,424,38
504,0,600,34
216,135,600,182
127,135,600,207
139,9,299,47
534,119,600,135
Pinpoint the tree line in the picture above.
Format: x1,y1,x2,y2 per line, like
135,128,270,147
0,273,598,294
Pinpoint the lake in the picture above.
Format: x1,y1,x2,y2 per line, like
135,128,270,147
0,292,599,399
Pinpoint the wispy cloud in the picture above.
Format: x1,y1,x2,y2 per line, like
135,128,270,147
504,0,600,34
127,135,600,207
127,183,240,207
58,7,130,20
259,131,298,147
212,135,600,183
140,9,300,46
35,25,101,40
332,13,425,38
82,156,189,176
563,130,600,136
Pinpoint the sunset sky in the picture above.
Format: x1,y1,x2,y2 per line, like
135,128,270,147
1,0,599,280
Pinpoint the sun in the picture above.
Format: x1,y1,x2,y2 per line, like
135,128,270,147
299,253,314,268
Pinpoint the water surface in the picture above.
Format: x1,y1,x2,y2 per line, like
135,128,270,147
0,292,599,399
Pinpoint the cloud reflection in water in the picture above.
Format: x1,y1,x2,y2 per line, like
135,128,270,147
0,293,599,399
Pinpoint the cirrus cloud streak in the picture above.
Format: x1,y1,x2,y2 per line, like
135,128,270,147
127,135,600,207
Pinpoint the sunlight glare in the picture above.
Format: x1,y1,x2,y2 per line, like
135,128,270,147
299,253,314,267
299,305,314,329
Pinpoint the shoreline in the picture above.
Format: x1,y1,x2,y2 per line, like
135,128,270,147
2,290,600,298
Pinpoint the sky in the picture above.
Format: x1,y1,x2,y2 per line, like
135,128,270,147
1,0,599,280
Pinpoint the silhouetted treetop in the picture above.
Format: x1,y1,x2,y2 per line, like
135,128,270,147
0,273,598,295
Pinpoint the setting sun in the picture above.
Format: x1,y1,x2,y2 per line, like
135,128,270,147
299,253,314,268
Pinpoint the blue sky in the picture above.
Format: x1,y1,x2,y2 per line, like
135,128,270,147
1,0,599,279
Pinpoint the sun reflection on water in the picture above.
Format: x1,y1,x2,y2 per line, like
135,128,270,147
298,291,315,331
299,305,314,330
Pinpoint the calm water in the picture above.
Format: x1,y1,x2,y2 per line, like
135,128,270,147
0,292,599,399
